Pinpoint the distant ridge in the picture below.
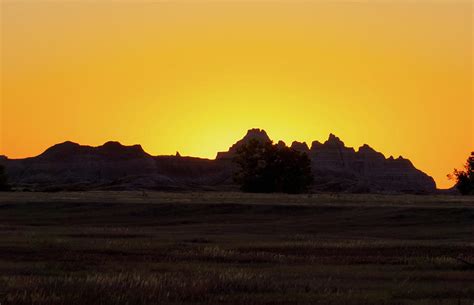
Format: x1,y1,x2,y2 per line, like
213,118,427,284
39,141,150,161
0,129,436,193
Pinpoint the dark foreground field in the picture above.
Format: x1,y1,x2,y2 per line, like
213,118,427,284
0,192,473,305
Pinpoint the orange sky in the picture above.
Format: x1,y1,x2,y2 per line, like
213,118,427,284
1,0,473,188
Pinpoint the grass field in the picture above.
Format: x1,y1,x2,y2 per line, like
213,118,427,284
0,192,473,305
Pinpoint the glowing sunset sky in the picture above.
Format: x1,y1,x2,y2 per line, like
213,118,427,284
1,0,472,188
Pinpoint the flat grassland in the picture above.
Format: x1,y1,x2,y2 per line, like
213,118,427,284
0,192,473,305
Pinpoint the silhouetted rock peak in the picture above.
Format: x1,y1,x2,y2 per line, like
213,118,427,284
356,144,385,161
50,141,81,150
99,141,146,156
242,128,271,143
40,141,82,159
358,144,375,152
101,141,142,150
291,141,310,152
216,128,271,159
310,141,323,150
358,144,384,158
325,133,345,147
102,141,124,149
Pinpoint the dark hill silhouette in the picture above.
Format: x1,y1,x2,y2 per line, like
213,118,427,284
0,129,436,193
39,141,150,161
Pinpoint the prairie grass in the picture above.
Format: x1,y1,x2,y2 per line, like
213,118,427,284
0,192,473,305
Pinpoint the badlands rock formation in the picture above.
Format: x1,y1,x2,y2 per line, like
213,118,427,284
0,129,436,193
216,129,436,193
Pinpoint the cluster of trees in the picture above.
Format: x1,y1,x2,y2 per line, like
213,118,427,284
233,140,313,194
0,165,9,191
449,152,474,195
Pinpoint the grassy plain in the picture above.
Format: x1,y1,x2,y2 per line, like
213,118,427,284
0,192,473,305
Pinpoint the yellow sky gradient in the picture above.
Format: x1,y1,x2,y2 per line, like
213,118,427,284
1,0,473,188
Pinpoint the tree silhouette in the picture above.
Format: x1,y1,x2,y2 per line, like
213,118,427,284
448,152,474,195
0,165,10,191
233,139,313,193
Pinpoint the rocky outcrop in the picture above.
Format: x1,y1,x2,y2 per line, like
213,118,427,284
290,141,310,152
310,134,357,171
0,129,436,193
352,147,435,193
217,131,436,193
216,128,271,160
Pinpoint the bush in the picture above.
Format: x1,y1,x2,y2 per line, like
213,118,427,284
449,152,474,195
233,139,313,194
0,164,10,191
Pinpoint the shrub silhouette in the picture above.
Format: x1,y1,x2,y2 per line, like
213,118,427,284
448,152,474,195
233,139,313,193
0,165,10,191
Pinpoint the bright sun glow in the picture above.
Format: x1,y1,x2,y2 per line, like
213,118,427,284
1,0,473,189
